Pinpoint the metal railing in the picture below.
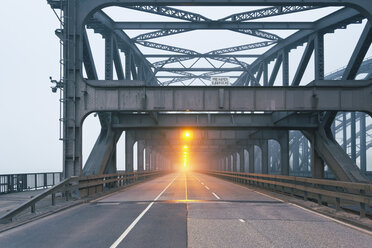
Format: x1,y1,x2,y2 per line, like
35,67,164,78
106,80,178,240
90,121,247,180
0,172,62,194
202,170,372,218
0,170,165,223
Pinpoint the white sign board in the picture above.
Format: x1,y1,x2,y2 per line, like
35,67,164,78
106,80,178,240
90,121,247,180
211,77,230,86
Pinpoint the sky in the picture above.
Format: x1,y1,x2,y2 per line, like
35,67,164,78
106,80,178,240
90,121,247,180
0,1,371,174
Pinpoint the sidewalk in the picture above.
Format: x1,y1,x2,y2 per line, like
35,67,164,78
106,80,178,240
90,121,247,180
0,190,47,217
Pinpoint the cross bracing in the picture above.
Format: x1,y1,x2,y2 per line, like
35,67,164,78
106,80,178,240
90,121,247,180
47,0,372,183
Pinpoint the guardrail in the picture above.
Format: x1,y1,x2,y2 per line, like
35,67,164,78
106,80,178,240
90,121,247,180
202,170,372,218
0,172,62,194
0,170,164,223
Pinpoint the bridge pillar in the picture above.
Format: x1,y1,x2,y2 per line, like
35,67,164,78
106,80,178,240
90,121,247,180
292,133,300,174
150,150,156,171
312,149,325,179
279,132,290,176
137,140,145,171
125,131,135,172
145,146,151,171
232,153,237,172
260,140,269,174
248,145,255,173
239,149,245,172
83,128,122,175
360,114,367,173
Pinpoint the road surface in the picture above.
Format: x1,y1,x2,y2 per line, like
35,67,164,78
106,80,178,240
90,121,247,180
0,172,371,247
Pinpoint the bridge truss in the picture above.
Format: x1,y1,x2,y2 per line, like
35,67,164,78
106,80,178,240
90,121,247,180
47,0,372,182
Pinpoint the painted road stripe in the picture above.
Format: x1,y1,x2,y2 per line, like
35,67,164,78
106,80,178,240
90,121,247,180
205,186,210,190
253,189,372,236
253,190,284,203
212,192,221,200
109,176,178,248
288,203,372,236
96,202,120,206
239,219,245,223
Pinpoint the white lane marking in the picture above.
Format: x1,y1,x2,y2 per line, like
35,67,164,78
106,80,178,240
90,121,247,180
109,176,178,248
253,190,284,203
212,192,221,200
239,219,245,223
205,186,210,190
288,203,372,236
96,202,120,206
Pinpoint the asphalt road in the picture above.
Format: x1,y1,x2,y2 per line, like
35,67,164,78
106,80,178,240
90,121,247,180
0,172,371,248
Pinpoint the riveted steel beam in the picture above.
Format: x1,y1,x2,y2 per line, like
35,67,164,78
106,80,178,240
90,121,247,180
114,21,314,30
81,79,372,115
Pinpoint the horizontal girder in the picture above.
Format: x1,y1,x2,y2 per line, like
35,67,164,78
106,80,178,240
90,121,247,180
114,21,315,30
112,112,318,129
81,79,372,115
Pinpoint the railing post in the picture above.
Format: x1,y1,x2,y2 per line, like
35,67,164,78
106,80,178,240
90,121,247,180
52,193,56,206
335,197,341,211
360,189,366,218
35,174,37,190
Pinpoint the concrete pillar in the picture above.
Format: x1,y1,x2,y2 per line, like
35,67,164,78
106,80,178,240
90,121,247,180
248,145,255,173
239,150,245,172
261,141,269,174
279,132,290,175
125,131,135,172
137,140,145,171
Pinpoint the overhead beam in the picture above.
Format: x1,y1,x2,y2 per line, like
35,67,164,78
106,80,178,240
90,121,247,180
115,22,314,30
81,79,372,114
220,6,321,21
144,54,260,58
125,6,211,22
112,112,318,129
156,68,245,72
134,28,281,41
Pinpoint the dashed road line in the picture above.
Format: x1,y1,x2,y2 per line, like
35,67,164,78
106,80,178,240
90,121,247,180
239,219,245,223
205,186,210,190
212,192,221,200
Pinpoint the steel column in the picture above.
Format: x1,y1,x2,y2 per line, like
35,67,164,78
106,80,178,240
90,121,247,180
360,114,367,172
125,131,135,172
279,132,290,176
248,145,255,173
261,140,269,174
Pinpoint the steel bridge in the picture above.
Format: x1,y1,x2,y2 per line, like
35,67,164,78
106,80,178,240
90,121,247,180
1,1,372,247
45,0,372,183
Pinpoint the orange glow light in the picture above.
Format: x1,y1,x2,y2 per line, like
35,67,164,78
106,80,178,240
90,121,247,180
182,130,193,140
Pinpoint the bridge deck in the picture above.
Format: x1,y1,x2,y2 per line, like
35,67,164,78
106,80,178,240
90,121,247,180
0,172,371,248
